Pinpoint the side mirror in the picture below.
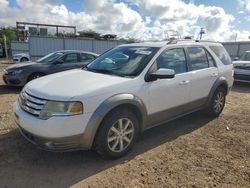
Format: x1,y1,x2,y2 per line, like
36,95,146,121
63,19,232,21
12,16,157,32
146,68,175,82
53,60,63,65
233,57,239,61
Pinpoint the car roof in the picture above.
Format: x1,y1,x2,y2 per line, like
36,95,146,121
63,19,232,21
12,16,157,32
55,50,99,56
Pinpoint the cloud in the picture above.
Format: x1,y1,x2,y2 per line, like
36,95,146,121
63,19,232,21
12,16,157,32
0,0,249,42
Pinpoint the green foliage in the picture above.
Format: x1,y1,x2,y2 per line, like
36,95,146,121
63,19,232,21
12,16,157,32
0,27,17,46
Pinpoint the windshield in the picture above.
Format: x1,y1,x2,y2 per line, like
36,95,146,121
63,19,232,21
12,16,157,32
36,52,64,63
239,52,250,61
85,46,159,77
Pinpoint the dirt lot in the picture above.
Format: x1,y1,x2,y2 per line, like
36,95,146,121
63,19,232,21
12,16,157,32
0,61,249,188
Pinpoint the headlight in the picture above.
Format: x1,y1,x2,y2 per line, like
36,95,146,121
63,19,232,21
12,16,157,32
11,70,23,75
39,101,83,119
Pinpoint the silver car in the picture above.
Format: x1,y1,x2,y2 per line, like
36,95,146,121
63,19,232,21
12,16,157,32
233,51,250,83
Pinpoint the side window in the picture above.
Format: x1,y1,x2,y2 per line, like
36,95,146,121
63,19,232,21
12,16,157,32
206,51,215,67
156,48,187,74
81,53,95,62
64,53,78,63
187,47,209,71
209,46,231,65
245,53,250,61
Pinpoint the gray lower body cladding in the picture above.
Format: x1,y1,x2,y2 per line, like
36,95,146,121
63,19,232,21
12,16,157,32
18,125,86,152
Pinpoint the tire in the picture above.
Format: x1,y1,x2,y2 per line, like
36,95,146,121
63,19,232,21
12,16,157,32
205,87,226,117
21,57,29,62
28,73,45,82
94,109,139,159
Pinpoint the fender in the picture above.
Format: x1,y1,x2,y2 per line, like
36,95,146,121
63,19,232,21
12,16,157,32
206,77,228,106
80,93,148,149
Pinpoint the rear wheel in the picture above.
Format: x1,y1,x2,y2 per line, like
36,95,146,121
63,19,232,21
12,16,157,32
21,57,29,62
28,73,45,82
205,87,226,117
94,109,139,159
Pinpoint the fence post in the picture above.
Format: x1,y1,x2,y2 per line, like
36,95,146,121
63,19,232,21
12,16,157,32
92,40,94,52
3,35,8,59
237,42,241,57
63,38,66,50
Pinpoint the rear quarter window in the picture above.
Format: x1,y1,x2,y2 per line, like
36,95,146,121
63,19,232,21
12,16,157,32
209,45,231,65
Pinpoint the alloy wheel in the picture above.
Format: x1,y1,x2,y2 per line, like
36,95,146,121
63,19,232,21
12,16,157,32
107,118,134,153
213,91,225,113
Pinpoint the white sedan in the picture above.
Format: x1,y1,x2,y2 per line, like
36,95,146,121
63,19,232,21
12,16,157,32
12,53,30,63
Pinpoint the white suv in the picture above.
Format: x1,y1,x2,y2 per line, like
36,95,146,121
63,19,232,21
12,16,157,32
13,40,233,158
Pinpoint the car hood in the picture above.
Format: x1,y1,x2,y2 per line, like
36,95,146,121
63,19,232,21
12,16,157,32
13,53,29,57
24,69,133,101
233,61,250,65
6,61,36,70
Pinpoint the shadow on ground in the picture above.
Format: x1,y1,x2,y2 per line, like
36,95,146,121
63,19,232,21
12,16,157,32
0,112,213,187
0,84,22,95
232,82,250,93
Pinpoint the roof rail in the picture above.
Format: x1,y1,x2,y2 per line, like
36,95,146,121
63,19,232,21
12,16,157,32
166,38,219,45
166,38,178,45
166,38,194,45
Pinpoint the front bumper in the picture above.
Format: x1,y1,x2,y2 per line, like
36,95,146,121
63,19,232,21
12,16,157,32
17,124,85,152
234,70,250,83
3,73,26,86
13,101,93,151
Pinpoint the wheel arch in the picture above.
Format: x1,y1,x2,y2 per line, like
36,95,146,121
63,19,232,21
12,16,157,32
21,57,29,62
81,93,148,149
27,72,46,82
206,77,229,106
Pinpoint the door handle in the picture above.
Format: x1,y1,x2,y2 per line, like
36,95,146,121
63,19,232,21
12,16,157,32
179,80,190,85
211,72,218,77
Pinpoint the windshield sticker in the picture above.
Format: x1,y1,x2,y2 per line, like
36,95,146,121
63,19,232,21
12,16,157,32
135,50,152,55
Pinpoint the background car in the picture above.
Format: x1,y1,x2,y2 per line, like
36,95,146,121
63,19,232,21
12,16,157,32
3,50,98,86
12,53,30,63
233,51,250,83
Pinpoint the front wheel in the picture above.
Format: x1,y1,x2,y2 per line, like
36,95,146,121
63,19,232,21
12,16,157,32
94,109,139,159
27,73,45,82
205,87,226,117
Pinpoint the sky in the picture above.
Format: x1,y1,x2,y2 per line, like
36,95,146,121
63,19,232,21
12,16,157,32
1,0,250,41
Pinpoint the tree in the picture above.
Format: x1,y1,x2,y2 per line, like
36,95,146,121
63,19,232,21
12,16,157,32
0,27,17,47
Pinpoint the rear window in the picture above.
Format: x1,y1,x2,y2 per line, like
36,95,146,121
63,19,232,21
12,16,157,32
209,46,231,65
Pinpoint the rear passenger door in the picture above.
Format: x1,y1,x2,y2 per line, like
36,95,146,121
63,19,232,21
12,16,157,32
186,46,218,104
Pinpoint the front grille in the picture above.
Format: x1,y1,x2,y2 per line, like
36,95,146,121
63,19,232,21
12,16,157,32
235,65,250,70
234,74,250,81
18,91,47,117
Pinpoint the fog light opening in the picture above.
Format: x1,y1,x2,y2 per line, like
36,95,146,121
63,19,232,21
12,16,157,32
44,142,55,149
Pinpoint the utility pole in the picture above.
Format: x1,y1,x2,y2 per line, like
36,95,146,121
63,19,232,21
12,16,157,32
199,27,205,40
235,33,238,42
3,34,8,59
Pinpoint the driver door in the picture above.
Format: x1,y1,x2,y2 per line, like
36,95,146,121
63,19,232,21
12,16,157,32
146,48,192,126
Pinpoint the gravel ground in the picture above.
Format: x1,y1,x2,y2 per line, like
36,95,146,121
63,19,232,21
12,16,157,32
0,61,249,188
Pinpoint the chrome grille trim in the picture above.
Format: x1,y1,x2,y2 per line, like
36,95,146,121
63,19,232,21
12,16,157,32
19,91,47,116
21,92,47,104
235,65,250,70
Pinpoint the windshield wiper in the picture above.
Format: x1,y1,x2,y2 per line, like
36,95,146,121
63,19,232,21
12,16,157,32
83,67,127,77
